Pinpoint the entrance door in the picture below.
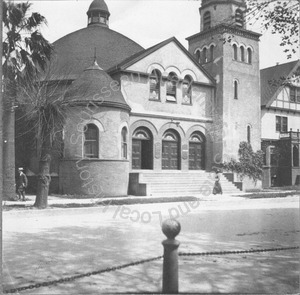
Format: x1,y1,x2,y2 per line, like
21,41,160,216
189,142,203,170
132,139,142,169
162,130,180,170
189,132,205,170
132,128,153,169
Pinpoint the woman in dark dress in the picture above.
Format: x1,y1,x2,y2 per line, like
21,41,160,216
213,169,223,195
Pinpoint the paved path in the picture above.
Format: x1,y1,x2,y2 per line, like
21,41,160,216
3,195,300,294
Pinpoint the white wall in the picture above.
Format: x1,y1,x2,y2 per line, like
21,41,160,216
261,108,300,140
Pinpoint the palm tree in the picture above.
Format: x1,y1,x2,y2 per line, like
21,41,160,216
17,77,67,209
2,1,53,200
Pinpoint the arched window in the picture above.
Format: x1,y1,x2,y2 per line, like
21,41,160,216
210,45,214,62
121,127,128,159
203,11,211,30
234,80,238,99
89,12,108,26
293,145,299,167
235,9,244,28
166,72,178,101
247,48,252,64
195,50,201,63
182,75,193,104
240,46,245,62
149,69,161,100
247,126,251,143
84,124,99,158
233,44,238,60
202,47,207,63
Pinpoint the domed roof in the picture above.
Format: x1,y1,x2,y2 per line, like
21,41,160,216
65,61,130,111
49,25,144,79
87,0,110,15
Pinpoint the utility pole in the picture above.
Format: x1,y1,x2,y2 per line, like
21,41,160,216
0,0,4,293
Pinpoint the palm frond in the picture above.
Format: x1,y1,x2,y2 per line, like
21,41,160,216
26,12,47,30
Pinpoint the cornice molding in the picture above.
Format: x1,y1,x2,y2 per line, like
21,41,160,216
261,105,300,114
64,100,131,112
131,112,213,123
186,24,261,42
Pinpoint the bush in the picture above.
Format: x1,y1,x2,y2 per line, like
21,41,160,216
222,142,264,183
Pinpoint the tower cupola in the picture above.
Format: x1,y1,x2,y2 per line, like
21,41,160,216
200,0,247,31
87,0,110,27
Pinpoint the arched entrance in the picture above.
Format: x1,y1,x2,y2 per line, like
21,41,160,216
132,127,153,169
189,132,205,170
162,130,180,170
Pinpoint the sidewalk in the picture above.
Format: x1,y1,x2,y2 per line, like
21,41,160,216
2,192,249,208
3,189,300,208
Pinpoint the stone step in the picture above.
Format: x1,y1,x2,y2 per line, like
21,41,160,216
147,182,238,188
129,171,242,196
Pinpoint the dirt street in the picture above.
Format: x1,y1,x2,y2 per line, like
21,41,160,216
3,196,299,294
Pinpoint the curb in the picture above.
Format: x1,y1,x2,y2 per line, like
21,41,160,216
2,191,299,210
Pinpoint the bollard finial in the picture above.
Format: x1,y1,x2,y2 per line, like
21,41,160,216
162,219,181,239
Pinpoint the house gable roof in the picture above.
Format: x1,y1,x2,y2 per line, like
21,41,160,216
260,60,300,107
108,37,216,85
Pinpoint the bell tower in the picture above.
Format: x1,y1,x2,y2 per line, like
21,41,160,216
187,0,261,166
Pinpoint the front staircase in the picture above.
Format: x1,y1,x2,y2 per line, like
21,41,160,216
128,171,242,197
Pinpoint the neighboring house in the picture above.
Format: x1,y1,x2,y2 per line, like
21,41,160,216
261,60,300,187
17,0,266,196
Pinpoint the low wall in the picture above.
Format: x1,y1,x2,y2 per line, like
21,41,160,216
59,159,129,197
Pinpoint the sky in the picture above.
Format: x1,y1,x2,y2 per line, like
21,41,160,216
28,0,298,70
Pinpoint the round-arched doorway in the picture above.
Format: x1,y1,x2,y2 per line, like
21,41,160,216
162,129,180,170
189,132,205,170
132,127,153,169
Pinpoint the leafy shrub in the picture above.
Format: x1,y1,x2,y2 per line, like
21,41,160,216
222,142,264,183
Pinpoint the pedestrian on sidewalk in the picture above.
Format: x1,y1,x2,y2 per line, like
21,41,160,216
16,167,28,201
213,169,223,195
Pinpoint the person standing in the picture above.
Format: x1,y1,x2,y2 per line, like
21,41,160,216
213,169,223,195
16,168,28,201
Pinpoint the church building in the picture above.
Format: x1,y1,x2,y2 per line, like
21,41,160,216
22,0,264,197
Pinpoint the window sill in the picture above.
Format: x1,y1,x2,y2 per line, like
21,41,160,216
182,102,192,106
232,59,252,65
166,100,177,104
149,98,161,102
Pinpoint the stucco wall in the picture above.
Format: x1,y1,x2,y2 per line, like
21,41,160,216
200,2,247,31
127,42,212,84
60,105,130,196
59,159,129,197
129,117,214,172
120,73,214,120
188,30,261,165
270,87,300,112
222,33,261,156
261,109,300,140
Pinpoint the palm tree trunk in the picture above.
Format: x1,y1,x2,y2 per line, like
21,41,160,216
3,94,16,201
34,153,51,209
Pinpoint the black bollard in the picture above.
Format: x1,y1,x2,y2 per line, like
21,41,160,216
161,219,181,294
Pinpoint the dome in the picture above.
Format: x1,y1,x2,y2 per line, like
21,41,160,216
65,61,130,111
87,0,110,15
49,25,144,79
